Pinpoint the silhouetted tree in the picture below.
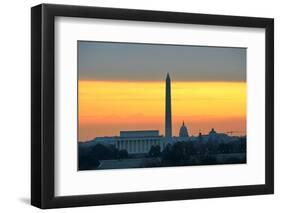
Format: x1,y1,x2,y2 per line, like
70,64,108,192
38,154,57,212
78,143,118,170
91,144,116,160
161,142,192,166
206,141,219,154
148,145,161,157
78,145,100,170
118,149,129,159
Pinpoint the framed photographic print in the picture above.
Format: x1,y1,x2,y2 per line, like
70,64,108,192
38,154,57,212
31,3,274,209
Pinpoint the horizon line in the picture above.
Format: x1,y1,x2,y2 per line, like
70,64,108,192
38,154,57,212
78,134,247,143
78,79,247,83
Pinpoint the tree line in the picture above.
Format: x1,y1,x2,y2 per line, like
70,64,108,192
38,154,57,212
78,138,246,170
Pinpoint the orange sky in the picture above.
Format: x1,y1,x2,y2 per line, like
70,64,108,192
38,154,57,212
78,80,246,141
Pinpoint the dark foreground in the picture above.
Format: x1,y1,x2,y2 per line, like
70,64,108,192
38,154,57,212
78,140,246,170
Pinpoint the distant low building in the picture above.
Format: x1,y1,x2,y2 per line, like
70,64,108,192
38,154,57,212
116,130,164,154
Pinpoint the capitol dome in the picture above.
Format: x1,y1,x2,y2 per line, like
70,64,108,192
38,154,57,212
179,121,189,137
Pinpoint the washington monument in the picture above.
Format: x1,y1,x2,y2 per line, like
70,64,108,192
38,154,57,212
165,73,172,138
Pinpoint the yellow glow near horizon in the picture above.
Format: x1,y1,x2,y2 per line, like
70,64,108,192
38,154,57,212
78,80,246,141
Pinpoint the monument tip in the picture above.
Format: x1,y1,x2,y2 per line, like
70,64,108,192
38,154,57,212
166,72,170,80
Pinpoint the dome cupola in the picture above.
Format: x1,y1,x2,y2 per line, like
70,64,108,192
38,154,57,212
208,128,217,142
209,128,217,135
179,121,189,137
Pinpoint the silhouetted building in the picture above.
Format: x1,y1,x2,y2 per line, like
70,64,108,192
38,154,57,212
179,121,189,137
116,130,164,154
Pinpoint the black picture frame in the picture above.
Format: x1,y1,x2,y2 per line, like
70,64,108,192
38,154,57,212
31,3,274,209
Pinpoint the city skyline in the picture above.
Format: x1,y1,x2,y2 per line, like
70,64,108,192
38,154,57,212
78,41,246,141
78,71,247,170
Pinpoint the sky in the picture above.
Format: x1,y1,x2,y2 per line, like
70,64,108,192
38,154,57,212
78,41,246,141
78,41,246,82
